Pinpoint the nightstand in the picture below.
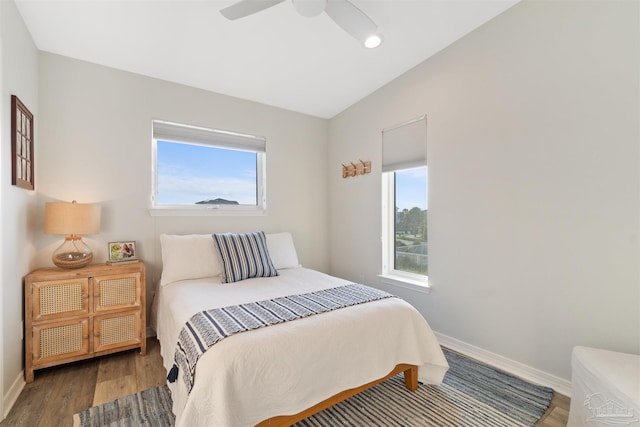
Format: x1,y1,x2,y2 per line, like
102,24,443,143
24,262,146,383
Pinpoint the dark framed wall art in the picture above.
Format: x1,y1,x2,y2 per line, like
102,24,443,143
11,95,34,190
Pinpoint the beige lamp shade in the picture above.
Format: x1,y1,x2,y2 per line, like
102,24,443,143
44,201,100,269
44,202,101,235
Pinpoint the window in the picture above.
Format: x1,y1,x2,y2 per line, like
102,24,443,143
381,116,428,288
392,167,428,275
151,120,266,214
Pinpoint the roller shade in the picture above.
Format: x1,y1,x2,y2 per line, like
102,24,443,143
382,116,426,172
153,120,266,152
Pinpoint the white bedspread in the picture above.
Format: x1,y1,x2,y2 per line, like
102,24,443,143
153,267,448,427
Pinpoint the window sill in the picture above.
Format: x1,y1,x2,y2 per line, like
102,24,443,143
148,207,267,217
378,274,431,294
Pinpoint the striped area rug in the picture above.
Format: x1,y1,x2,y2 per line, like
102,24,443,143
73,349,554,427
299,349,554,426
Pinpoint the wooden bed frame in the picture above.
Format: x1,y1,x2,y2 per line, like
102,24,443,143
256,364,418,426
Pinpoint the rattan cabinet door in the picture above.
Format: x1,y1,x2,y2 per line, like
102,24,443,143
93,273,141,313
32,278,90,322
32,318,90,365
93,311,142,353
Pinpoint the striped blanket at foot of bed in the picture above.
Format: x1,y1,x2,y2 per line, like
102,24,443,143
168,283,395,393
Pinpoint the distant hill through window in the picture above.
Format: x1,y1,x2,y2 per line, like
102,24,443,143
195,198,239,205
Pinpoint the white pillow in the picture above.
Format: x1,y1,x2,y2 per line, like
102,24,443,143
159,234,222,287
266,232,300,270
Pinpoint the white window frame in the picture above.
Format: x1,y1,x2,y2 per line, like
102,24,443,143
150,120,267,216
379,115,429,293
380,170,429,292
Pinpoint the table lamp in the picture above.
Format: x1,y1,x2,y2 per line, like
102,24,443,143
44,200,101,269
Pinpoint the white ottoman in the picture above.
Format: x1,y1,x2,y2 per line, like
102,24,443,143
568,346,640,427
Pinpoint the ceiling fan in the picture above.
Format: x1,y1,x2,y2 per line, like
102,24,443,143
220,0,383,48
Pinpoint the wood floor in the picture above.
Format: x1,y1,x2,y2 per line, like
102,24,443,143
538,393,571,427
1,338,166,427
1,338,570,427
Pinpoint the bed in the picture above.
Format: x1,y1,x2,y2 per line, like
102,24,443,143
151,232,449,426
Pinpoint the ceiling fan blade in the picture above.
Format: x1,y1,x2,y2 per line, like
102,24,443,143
220,0,286,20
324,0,377,43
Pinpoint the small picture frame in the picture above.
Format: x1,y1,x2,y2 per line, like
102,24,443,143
108,241,137,262
11,95,34,190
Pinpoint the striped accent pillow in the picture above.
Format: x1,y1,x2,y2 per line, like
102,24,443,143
212,231,279,283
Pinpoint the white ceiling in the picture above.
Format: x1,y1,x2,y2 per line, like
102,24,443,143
15,0,518,119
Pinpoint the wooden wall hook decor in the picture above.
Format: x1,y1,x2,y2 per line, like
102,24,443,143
342,160,371,178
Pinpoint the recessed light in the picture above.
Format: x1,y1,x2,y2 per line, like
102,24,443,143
364,33,383,49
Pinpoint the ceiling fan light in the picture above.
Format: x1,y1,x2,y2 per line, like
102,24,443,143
364,33,382,49
292,0,327,17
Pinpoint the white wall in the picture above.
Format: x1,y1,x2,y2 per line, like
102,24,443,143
328,0,639,382
1,0,39,415
36,53,329,313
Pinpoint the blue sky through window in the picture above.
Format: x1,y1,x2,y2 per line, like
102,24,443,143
396,166,427,211
157,140,257,205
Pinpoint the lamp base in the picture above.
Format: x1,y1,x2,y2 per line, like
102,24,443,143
53,252,93,269
52,235,93,269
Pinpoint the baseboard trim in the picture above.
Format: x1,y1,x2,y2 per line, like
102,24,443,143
435,331,572,397
3,370,25,420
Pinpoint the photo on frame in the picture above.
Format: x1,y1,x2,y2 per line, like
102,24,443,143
108,241,137,262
